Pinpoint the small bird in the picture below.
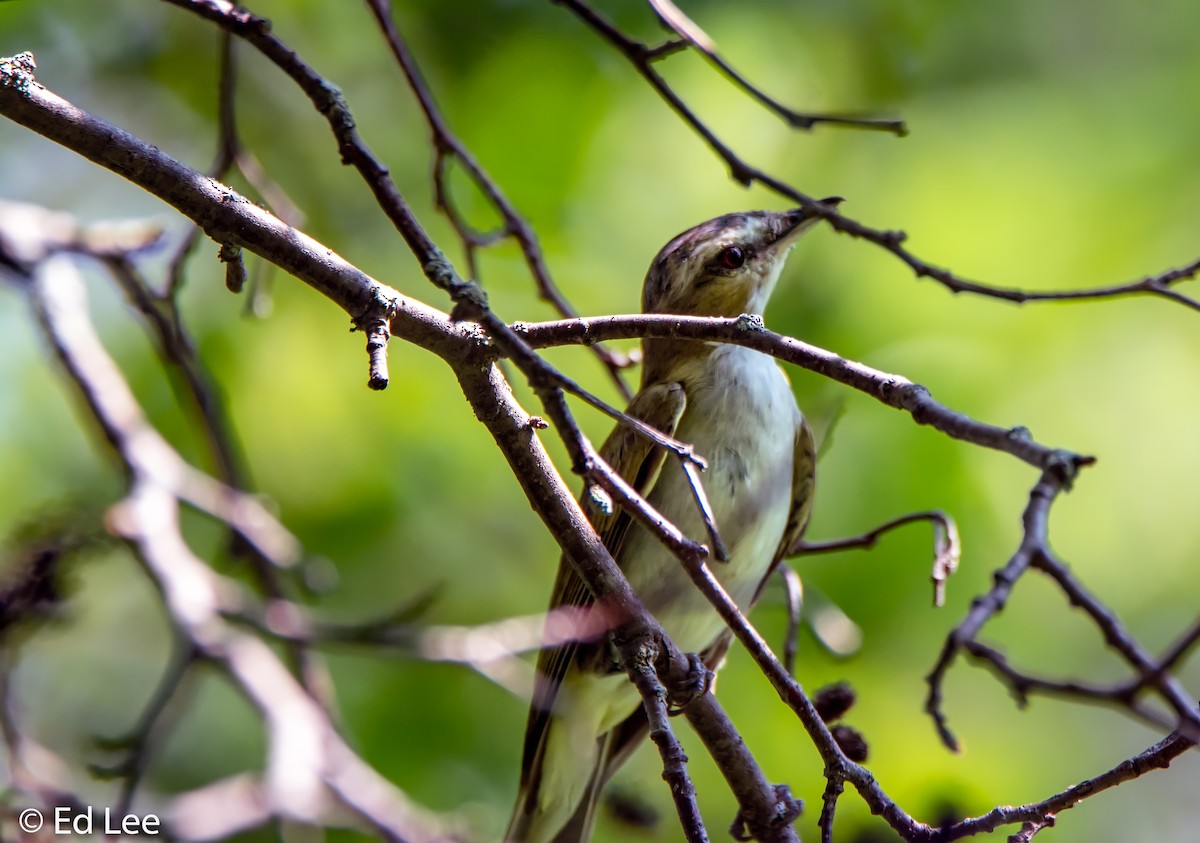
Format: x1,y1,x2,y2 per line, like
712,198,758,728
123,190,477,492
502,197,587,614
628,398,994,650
506,205,834,843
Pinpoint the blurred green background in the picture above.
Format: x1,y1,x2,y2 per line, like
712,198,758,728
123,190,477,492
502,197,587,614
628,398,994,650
2,0,1199,840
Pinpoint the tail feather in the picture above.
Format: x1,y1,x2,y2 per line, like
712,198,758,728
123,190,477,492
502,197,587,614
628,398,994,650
507,707,656,843
506,718,607,843
507,634,729,841
548,734,610,843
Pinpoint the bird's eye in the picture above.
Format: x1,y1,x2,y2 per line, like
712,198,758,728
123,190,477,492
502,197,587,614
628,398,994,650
717,245,746,270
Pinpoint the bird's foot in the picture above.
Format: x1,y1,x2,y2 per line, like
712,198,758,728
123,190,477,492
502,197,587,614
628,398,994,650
729,784,804,841
664,651,714,714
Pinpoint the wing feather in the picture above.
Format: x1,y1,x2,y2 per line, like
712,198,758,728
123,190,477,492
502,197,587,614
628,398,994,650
592,414,817,791
772,416,817,577
518,381,687,790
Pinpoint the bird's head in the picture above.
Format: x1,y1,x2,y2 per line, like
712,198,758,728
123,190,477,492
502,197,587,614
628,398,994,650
642,200,841,317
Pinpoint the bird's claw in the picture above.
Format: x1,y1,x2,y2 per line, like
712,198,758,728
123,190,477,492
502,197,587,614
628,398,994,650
665,652,713,714
729,784,804,841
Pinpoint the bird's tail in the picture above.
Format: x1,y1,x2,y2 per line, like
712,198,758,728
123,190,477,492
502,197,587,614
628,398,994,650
505,725,612,843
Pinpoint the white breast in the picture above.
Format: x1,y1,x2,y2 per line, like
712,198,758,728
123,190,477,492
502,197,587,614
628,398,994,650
621,345,802,655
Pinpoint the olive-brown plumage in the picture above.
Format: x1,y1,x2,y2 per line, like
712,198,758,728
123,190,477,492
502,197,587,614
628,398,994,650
507,206,830,843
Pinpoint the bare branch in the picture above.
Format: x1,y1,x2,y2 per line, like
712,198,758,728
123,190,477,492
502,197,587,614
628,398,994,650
514,313,1093,475
944,730,1193,841
926,472,1200,752
0,61,718,611
91,641,200,815
4,8,1195,835
817,774,843,843
27,252,452,843
102,10,723,564
452,361,800,841
364,0,636,399
629,649,709,843
925,473,1062,751
962,639,1173,731
793,510,961,607
643,0,907,135
1032,551,1200,736
557,2,1200,313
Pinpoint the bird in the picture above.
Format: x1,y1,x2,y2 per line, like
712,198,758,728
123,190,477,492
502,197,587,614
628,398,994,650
506,204,835,843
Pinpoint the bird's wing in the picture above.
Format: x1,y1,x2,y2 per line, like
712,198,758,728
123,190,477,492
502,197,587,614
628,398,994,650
594,414,818,791
772,414,818,575
517,380,687,789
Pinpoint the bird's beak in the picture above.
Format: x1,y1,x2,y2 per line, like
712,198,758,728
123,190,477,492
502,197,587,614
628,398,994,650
770,197,844,253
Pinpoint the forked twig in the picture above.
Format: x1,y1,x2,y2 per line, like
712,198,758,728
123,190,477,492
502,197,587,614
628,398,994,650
793,510,961,607
559,0,1200,314
644,0,906,135
365,0,636,400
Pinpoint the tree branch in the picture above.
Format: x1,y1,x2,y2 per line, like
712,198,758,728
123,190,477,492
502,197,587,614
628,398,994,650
364,0,636,399
642,0,906,135
556,1,1200,313
793,510,961,607
26,253,452,842
5,19,1195,838
514,313,1093,475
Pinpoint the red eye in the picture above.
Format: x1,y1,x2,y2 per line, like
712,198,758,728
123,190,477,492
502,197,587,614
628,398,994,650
718,245,746,269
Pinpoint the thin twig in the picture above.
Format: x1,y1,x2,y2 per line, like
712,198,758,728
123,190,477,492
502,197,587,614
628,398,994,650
925,473,1059,751
962,639,1172,732
365,0,635,399
1137,617,1200,689
681,459,730,562
6,43,1195,841
644,0,906,135
943,730,1193,841
515,313,1094,474
629,649,709,843
28,252,451,843
165,31,301,299
91,641,200,815
1033,550,1200,738
558,0,1200,314
817,774,843,843
154,1,724,552
793,510,961,607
